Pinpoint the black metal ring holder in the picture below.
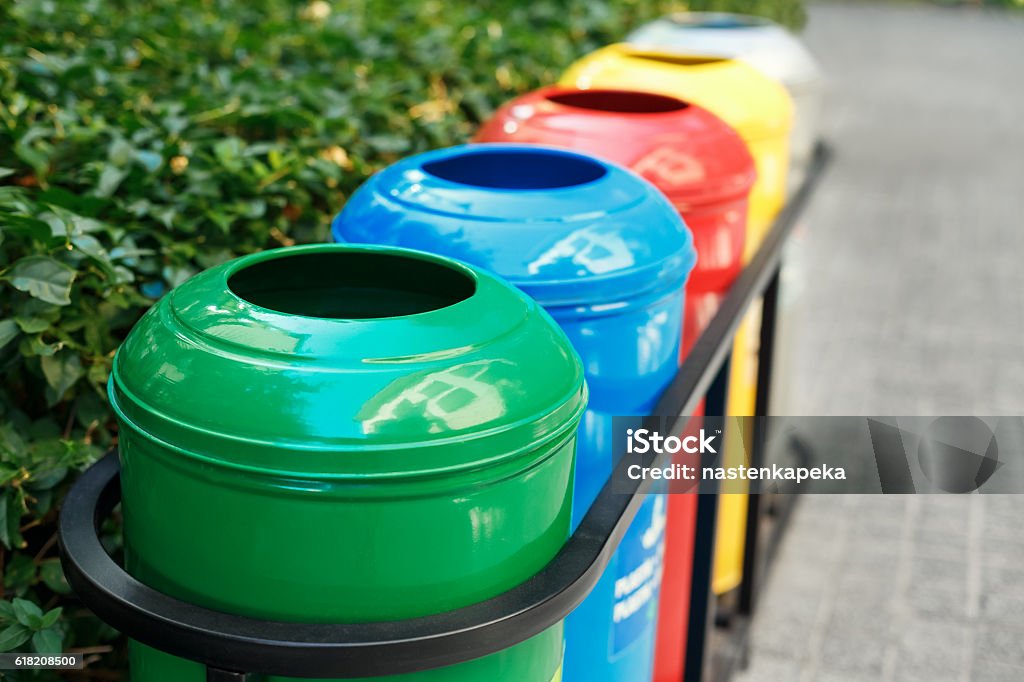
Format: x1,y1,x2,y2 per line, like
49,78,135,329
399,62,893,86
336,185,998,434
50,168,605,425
59,145,832,682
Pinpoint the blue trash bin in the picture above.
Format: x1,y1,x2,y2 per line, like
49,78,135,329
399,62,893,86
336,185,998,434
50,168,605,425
332,144,696,682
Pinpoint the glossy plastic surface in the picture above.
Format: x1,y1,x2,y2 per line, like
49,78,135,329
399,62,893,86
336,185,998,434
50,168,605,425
110,244,586,682
333,144,696,682
625,12,825,192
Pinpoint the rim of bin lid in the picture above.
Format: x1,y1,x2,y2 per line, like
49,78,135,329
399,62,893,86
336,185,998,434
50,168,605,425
334,144,696,309
109,243,588,480
492,86,756,208
626,12,824,90
561,44,794,143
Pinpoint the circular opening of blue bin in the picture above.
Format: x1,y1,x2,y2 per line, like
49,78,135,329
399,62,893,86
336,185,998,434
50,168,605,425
546,89,689,114
227,250,476,319
422,148,607,190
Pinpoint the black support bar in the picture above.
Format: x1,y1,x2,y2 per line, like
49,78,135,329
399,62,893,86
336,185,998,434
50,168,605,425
739,266,781,618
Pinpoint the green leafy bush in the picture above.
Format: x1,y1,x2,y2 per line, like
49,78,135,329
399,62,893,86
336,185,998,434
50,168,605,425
0,0,804,676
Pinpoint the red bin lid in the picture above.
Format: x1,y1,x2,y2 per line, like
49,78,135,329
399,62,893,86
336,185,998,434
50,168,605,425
476,87,756,210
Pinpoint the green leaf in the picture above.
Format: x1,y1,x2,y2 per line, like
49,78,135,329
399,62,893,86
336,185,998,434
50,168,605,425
39,560,71,596
40,352,84,403
0,623,31,652
0,496,8,550
365,134,411,154
108,138,134,166
0,168,15,179
71,234,113,270
14,299,61,334
11,599,43,628
0,601,15,622
0,495,24,551
3,256,76,306
214,137,245,172
27,464,68,491
134,150,163,172
14,128,51,181
95,165,129,198
15,317,52,334
24,335,62,357
40,608,62,630
4,553,34,589
31,627,63,654
0,215,52,242
0,425,26,457
0,320,18,348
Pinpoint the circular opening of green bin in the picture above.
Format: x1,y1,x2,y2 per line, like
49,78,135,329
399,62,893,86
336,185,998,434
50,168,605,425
422,148,607,190
624,50,728,67
228,250,476,319
547,89,688,114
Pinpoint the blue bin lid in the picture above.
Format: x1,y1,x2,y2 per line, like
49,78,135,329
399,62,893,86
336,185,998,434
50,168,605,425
332,144,696,310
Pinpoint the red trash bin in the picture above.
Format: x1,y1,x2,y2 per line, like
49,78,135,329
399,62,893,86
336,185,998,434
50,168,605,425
476,87,756,682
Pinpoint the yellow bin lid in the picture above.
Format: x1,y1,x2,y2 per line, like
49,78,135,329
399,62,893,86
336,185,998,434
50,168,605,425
560,44,794,144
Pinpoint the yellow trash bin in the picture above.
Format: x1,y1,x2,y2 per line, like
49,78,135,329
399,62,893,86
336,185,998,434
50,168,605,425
561,44,794,595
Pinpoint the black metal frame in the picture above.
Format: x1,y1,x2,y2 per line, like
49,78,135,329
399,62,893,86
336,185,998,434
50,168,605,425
58,145,832,682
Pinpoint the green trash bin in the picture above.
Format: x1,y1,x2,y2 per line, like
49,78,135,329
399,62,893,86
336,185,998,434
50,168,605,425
109,244,587,682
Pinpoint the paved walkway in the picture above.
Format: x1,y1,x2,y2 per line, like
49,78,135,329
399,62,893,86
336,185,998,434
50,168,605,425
737,3,1024,681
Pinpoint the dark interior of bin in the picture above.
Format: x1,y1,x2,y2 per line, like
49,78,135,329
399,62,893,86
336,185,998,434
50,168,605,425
672,14,768,29
228,251,475,319
624,51,727,67
547,89,688,114
422,149,607,189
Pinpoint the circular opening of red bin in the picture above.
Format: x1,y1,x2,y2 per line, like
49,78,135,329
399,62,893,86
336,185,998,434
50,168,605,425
422,148,607,190
546,89,689,114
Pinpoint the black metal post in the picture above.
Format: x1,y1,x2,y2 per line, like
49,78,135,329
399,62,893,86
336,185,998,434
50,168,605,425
738,267,781,616
682,358,729,682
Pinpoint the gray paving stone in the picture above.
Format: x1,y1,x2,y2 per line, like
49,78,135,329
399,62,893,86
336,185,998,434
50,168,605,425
892,620,968,680
839,547,902,577
982,496,1024,520
912,533,970,564
913,509,971,539
890,660,962,682
834,571,901,605
807,673,882,682
909,556,969,593
903,583,971,622
913,524,970,553
749,611,819,661
979,534,1024,567
980,563,1024,598
969,658,1024,682
818,626,889,675
978,593,1024,626
972,624,1024,669
732,652,804,682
